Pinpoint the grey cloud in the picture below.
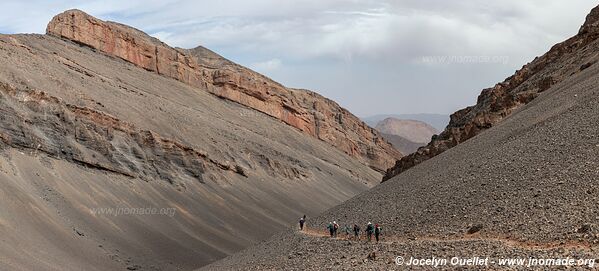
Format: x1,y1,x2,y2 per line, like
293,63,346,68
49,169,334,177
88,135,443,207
0,0,596,116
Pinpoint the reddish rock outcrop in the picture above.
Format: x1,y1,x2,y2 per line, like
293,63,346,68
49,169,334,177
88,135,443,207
46,9,401,172
383,5,599,181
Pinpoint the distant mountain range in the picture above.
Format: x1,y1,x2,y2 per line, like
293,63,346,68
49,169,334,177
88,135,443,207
362,113,448,131
369,117,439,154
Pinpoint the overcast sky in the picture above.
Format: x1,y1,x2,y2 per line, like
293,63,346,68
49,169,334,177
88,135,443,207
0,0,596,117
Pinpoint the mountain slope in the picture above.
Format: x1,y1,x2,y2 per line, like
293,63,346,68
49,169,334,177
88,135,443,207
46,9,402,173
383,5,599,181
379,132,423,154
203,6,599,270
0,14,383,271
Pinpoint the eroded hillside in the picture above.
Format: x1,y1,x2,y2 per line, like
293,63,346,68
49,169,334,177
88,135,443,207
46,9,402,173
0,17,381,269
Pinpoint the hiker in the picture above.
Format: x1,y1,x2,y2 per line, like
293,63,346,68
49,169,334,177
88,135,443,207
353,224,361,240
333,221,339,237
342,225,351,238
374,224,382,242
366,222,374,241
327,222,334,237
299,215,306,230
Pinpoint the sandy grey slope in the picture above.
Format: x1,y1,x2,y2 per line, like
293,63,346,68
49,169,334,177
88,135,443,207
0,32,380,270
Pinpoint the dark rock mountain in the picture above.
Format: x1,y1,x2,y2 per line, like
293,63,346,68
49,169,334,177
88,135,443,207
203,5,599,270
0,10,388,270
383,4,599,182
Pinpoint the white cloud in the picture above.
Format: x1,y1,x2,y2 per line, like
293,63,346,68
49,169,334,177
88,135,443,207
250,59,283,72
150,31,173,43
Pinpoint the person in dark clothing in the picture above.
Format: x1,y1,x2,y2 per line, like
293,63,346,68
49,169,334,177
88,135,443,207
374,224,382,242
327,222,334,237
365,222,374,241
299,215,306,230
353,224,361,240
332,221,339,237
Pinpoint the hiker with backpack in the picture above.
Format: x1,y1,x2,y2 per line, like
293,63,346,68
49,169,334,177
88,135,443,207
353,224,361,240
327,222,334,237
374,224,382,242
332,221,339,237
366,222,374,241
299,215,306,230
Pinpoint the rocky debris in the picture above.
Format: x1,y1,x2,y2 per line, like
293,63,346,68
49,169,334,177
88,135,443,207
366,251,377,261
467,224,483,234
46,9,401,172
203,231,599,270
577,224,592,234
383,4,599,181
74,228,85,236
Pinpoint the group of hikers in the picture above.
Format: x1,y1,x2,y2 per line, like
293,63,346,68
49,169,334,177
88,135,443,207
299,215,383,242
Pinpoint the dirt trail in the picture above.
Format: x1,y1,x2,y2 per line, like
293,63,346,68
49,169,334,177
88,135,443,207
299,227,595,251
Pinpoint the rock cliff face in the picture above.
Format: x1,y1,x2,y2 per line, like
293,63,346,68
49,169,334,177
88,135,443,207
46,9,401,172
383,5,599,181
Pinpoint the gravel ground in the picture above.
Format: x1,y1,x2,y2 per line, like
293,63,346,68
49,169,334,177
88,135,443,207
205,230,597,270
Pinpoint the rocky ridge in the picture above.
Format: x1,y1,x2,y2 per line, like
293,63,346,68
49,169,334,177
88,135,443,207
46,9,401,172
383,5,599,181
